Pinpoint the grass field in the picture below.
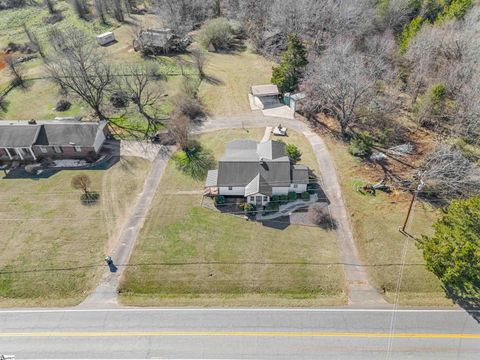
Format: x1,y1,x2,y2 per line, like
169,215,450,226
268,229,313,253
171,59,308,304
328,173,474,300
198,49,275,116
0,157,150,307
324,137,453,306
0,3,186,121
120,128,346,306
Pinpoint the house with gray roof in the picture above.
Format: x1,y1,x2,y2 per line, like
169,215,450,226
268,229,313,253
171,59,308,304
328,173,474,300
205,139,309,207
0,119,108,163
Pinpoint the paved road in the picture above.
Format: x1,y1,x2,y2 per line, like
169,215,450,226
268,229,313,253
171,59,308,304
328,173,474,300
200,115,385,305
0,308,478,359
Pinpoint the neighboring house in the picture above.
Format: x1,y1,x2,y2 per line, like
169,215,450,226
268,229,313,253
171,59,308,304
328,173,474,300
133,28,191,54
0,119,108,162
205,139,309,207
250,84,280,110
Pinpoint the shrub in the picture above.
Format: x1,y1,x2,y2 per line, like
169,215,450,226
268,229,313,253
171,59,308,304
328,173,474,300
279,194,289,204
266,202,279,212
285,143,302,163
271,195,280,204
309,204,336,230
55,99,71,112
214,195,225,205
110,91,129,108
348,131,374,158
199,18,234,51
301,191,310,201
288,191,297,201
240,202,255,214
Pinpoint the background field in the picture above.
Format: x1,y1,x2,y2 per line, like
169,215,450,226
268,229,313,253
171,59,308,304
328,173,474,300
120,128,346,306
0,157,150,306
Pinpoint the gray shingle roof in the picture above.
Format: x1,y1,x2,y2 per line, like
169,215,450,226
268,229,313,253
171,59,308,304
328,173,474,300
0,124,40,147
205,170,218,187
36,123,104,146
251,84,279,96
206,139,309,195
292,164,309,184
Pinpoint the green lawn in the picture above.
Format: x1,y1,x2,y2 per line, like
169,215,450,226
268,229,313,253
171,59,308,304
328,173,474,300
324,137,453,306
0,157,150,307
198,48,275,116
120,128,346,306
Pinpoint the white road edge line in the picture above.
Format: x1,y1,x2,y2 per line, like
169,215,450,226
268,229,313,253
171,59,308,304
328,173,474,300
0,308,475,314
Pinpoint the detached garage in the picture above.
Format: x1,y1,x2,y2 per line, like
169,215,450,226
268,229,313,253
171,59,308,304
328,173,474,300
250,84,280,110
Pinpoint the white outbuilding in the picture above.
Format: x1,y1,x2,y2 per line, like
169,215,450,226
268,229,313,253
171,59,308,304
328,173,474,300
96,32,116,46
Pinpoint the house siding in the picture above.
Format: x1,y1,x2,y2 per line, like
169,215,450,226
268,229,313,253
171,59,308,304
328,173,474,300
218,186,245,196
32,145,96,159
289,183,307,193
271,187,290,195
247,193,269,206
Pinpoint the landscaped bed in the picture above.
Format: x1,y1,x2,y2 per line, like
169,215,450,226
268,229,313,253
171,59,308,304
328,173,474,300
119,128,346,306
324,136,453,306
0,156,150,307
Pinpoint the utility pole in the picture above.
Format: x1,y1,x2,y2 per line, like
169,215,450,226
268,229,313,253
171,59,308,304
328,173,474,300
401,180,424,234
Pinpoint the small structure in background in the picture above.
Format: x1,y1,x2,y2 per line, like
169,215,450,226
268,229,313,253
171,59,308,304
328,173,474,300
250,84,280,110
133,28,191,55
287,92,306,112
96,32,116,46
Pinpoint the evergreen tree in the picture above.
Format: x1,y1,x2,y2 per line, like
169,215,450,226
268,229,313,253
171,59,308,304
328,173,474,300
271,34,308,93
420,197,480,302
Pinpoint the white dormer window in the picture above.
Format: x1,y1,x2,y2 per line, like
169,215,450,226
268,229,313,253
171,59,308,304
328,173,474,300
39,146,48,153
74,146,82,152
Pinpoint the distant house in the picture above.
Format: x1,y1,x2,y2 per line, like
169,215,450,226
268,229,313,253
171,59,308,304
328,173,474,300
250,84,280,110
205,139,309,206
133,28,191,54
0,119,108,163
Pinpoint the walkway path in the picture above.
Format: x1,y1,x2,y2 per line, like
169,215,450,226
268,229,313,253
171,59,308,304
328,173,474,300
79,146,174,308
200,115,386,306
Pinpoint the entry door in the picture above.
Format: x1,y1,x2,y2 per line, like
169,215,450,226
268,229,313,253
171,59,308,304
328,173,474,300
256,196,262,206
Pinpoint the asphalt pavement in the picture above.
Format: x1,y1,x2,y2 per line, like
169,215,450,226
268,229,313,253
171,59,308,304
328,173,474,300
0,307,478,359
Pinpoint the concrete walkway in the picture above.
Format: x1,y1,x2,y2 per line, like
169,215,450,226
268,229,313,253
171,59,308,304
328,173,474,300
200,115,386,306
79,146,174,308
256,194,319,221
261,126,272,142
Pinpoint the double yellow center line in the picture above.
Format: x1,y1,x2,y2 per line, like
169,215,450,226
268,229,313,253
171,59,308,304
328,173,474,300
0,331,479,339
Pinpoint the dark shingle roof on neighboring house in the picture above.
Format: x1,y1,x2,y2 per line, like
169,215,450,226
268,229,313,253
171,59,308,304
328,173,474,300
0,124,40,147
36,123,105,146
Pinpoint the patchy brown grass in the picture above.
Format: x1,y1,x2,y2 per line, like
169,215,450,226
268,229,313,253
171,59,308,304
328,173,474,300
120,128,346,306
0,157,150,307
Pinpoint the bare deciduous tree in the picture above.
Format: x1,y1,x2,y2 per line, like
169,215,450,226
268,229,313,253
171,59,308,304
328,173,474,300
119,63,166,136
46,29,113,121
167,112,191,150
418,144,480,198
304,41,386,137
4,54,25,87
71,174,92,195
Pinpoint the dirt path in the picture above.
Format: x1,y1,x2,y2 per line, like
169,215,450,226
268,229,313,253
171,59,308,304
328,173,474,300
79,146,174,308
200,115,386,306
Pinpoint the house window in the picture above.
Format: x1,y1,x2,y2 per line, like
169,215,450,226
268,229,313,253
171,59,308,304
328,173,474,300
293,184,298,188
53,146,62,154
263,196,268,202
39,146,48,153
249,196,255,202
228,186,233,190
74,146,82,153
